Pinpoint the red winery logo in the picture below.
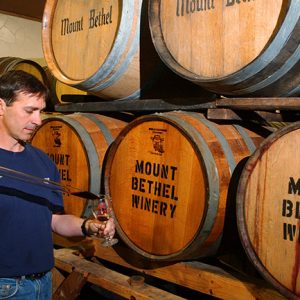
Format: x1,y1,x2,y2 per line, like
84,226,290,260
149,127,166,156
151,134,164,154
48,125,72,183
51,125,62,147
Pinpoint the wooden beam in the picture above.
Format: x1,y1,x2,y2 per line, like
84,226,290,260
53,270,88,300
53,244,287,300
54,248,186,300
0,1,45,21
216,97,300,111
55,96,300,113
52,268,66,295
206,108,297,123
91,243,287,300
56,96,216,112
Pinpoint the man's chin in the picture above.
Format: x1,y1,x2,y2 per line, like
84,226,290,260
18,135,31,143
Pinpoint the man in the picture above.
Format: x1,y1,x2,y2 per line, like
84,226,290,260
0,70,115,299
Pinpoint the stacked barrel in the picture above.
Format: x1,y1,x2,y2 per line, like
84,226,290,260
103,111,264,261
7,0,300,299
237,123,300,299
148,0,300,97
31,113,128,218
41,0,212,101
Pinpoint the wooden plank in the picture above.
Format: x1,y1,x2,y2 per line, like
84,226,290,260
206,108,296,122
91,242,287,300
55,97,216,112
52,237,287,300
216,98,300,111
53,270,87,300
0,1,45,21
54,248,186,300
55,97,300,113
52,267,66,294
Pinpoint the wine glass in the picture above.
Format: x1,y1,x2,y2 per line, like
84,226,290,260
92,195,118,247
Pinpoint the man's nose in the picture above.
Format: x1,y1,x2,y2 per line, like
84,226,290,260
32,111,42,125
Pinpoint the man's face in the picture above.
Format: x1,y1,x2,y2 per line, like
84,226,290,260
0,91,46,142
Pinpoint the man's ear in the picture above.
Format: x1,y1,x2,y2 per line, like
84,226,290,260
0,99,6,115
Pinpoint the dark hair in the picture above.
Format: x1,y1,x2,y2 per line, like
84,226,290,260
0,70,49,106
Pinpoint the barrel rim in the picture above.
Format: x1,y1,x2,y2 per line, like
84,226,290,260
0,56,46,72
148,0,299,95
236,121,300,300
87,1,142,93
0,56,50,91
42,0,137,88
103,112,223,261
31,114,99,218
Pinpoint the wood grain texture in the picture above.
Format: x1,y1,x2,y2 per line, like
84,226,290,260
237,122,300,300
31,113,127,217
0,56,49,90
149,0,300,97
54,248,186,300
0,57,56,111
103,111,264,261
44,66,87,105
42,0,209,101
52,247,287,300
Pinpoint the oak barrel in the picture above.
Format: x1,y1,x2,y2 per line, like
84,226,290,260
104,111,264,261
31,113,127,217
42,0,211,101
0,57,48,83
149,0,300,97
236,122,300,300
44,66,88,105
0,57,55,110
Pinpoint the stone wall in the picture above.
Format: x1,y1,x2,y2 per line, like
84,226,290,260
0,13,44,64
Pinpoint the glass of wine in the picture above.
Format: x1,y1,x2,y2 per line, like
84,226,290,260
92,195,118,247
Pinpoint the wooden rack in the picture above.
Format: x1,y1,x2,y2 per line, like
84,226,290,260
55,96,300,123
57,95,300,110
51,96,296,299
52,236,287,300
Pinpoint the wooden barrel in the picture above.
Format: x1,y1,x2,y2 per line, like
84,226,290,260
0,57,48,83
30,113,127,217
42,0,212,101
0,57,56,111
236,122,300,300
149,1,300,97
44,66,88,105
103,111,264,261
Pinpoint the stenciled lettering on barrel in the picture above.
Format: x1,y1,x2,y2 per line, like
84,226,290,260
47,125,72,184
130,127,179,219
61,6,113,36
282,177,300,242
176,0,254,16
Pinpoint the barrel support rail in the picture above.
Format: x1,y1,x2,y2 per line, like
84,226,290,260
52,248,185,300
57,95,216,112
55,96,300,122
52,245,286,300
